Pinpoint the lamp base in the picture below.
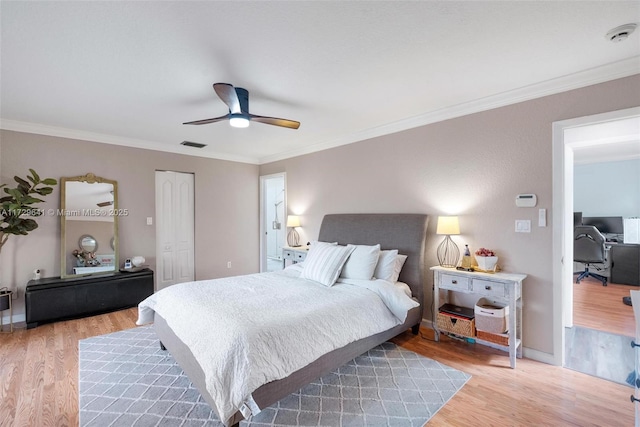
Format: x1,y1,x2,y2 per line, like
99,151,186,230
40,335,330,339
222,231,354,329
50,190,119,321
437,235,460,268
287,229,300,247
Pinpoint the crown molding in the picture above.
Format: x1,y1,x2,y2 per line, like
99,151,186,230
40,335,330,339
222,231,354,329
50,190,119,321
2,57,638,166
258,57,640,164
0,119,260,165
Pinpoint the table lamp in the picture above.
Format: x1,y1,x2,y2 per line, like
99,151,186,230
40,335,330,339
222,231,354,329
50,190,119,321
286,215,301,247
436,216,460,268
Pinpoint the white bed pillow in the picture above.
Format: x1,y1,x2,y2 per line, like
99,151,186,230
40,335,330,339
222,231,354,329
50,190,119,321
391,254,408,283
374,249,398,281
340,244,381,280
302,242,355,287
374,250,407,283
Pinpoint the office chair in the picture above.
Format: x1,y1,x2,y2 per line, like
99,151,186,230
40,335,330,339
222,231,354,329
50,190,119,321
574,225,608,286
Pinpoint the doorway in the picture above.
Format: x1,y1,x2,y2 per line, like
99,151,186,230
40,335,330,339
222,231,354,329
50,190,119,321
155,170,195,290
260,173,286,272
552,107,640,370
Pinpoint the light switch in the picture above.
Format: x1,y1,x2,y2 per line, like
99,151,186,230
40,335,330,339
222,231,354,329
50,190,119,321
515,220,531,233
538,209,546,227
146,217,153,225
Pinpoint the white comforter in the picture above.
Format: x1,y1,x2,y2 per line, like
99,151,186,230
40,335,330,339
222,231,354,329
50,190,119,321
136,265,418,424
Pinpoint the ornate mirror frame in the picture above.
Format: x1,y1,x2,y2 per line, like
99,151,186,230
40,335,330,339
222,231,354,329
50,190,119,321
60,173,119,278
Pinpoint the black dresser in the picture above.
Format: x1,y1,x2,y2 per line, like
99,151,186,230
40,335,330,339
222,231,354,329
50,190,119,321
25,269,154,328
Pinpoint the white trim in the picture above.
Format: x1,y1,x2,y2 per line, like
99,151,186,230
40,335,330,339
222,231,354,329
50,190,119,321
259,57,640,164
259,173,287,273
2,312,25,325
0,119,259,165
552,106,640,367
522,347,556,366
1,58,638,165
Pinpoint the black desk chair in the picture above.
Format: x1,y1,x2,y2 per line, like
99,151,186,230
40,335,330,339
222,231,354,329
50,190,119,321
574,225,608,286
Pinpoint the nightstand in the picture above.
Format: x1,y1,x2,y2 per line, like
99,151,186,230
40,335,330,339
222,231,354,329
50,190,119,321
282,246,309,267
431,266,526,369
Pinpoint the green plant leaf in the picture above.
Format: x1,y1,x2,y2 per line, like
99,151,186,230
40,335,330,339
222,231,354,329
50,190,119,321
42,178,57,185
14,176,30,187
29,169,41,183
34,187,53,196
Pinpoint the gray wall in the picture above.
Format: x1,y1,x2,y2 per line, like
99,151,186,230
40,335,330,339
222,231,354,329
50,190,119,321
575,158,640,218
260,74,640,356
0,131,259,319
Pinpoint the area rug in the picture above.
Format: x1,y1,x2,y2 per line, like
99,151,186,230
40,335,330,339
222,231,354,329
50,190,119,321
80,326,470,426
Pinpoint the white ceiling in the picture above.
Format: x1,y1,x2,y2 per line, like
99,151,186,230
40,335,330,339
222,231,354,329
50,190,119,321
1,1,639,165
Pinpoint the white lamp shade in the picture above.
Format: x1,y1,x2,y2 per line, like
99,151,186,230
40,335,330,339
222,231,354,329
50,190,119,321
286,215,301,228
436,216,460,235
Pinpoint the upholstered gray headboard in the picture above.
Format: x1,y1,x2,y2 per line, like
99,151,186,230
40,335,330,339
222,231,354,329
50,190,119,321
318,214,429,310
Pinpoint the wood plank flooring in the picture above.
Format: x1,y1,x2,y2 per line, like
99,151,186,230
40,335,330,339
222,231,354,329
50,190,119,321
0,308,634,426
573,276,635,337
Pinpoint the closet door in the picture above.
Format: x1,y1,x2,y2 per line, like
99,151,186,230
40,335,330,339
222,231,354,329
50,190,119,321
155,171,194,290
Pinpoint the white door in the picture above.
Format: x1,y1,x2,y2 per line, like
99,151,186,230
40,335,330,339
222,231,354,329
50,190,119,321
156,171,195,290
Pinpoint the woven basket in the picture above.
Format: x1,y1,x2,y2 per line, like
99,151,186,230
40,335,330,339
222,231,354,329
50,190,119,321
477,330,509,346
436,312,475,338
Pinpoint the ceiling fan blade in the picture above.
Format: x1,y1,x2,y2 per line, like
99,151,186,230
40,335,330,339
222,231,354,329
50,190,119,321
183,114,230,125
97,201,113,207
214,83,241,114
249,114,300,129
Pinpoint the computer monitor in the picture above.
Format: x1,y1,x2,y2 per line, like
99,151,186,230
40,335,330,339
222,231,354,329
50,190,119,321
581,216,624,234
574,212,582,226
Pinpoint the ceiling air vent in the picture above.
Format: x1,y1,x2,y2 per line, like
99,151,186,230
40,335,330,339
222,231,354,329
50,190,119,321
181,141,207,148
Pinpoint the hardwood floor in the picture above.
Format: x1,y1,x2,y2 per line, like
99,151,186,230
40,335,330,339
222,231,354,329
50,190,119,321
573,276,635,337
0,308,634,426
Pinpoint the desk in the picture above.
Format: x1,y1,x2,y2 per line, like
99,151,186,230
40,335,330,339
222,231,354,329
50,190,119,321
431,266,526,368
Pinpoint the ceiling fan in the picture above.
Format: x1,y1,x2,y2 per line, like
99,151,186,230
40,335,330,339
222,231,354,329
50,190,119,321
97,190,114,207
183,83,300,130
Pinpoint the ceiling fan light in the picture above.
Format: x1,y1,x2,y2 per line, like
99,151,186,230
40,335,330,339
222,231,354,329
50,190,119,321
229,115,250,128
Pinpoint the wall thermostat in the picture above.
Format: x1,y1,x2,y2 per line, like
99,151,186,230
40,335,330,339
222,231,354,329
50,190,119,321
516,194,537,207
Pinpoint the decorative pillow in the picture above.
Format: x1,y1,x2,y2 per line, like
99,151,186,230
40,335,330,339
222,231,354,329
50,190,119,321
390,254,408,283
340,244,381,280
374,249,399,282
302,242,355,287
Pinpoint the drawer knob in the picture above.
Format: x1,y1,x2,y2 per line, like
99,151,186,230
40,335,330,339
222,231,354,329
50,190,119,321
485,285,491,290
452,280,457,284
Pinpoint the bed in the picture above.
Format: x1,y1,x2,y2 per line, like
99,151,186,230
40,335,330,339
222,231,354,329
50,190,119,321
137,213,428,426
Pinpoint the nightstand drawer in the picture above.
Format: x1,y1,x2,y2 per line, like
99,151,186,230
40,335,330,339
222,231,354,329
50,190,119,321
282,248,307,263
440,274,471,291
472,279,506,298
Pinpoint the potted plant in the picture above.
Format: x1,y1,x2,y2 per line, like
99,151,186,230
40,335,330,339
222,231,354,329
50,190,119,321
0,169,58,253
475,247,498,271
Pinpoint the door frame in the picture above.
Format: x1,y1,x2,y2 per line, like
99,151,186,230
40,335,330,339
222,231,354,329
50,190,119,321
552,106,640,366
259,172,287,272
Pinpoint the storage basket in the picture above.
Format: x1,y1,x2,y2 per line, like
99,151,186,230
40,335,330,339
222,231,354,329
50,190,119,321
477,330,509,346
475,298,509,333
436,312,475,338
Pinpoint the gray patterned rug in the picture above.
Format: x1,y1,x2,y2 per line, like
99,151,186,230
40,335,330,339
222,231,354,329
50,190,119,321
79,326,470,426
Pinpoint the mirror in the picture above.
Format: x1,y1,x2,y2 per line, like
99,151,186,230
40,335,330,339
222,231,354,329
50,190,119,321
60,173,119,278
